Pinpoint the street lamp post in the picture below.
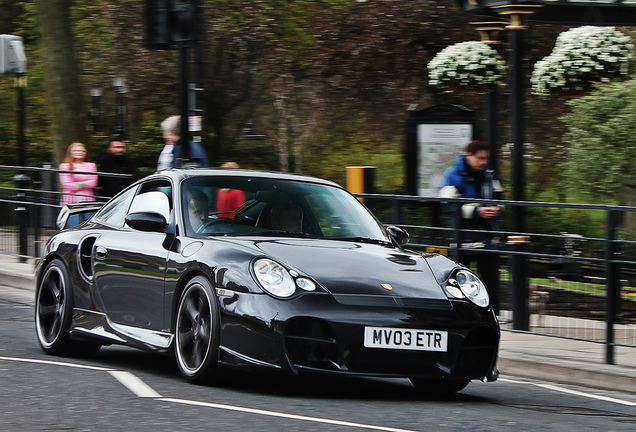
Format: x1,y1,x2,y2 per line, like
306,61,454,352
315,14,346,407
14,74,29,262
90,87,102,135
113,77,127,138
495,5,542,330
466,6,541,330
469,21,507,176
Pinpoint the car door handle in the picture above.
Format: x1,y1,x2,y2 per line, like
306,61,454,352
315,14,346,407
95,246,108,260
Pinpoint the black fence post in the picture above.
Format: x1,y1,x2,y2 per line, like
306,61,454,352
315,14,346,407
431,201,442,247
509,234,529,330
391,197,402,225
605,209,618,365
31,169,42,259
41,163,58,228
452,201,463,264
13,173,30,262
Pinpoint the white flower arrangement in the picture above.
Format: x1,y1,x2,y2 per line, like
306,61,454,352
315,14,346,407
428,41,507,91
531,26,635,96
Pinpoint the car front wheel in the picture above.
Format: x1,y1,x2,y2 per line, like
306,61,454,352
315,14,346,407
35,259,75,355
175,276,221,384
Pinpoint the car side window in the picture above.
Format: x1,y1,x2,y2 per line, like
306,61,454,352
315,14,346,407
94,186,137,227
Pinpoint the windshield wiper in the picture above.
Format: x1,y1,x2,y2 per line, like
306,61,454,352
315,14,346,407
330,236,392,245
235,230,319,238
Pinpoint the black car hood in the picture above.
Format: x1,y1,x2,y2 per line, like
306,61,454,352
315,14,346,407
240,238,450,301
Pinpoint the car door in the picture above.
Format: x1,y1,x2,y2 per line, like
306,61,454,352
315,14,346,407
92,179,174,330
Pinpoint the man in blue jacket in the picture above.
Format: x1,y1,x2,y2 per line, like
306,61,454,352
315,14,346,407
157,115,209,171
440,140,503,314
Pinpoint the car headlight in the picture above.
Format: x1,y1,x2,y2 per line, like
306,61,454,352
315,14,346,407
253,258,296,298
445,269,490,307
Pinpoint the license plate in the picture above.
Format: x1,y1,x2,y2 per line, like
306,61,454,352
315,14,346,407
364,326,448,352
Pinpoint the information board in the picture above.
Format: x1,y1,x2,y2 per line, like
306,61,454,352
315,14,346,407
417,123,472,196
405,104,474,196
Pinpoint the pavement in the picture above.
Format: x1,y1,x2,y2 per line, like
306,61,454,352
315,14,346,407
1,255,635,395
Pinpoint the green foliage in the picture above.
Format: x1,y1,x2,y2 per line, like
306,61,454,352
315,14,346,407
126,122,165,177
13,1,39,42
524,206,605,254
231,137,280,172
561,78,636,205
303,116,404,192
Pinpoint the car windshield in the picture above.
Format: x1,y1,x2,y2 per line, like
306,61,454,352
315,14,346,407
181,176,390,242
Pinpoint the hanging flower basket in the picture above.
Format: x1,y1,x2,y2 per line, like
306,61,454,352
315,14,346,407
531,26,635,96
428,41,507,92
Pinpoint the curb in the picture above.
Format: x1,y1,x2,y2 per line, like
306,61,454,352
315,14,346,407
2,271,34,291
498,356,636,395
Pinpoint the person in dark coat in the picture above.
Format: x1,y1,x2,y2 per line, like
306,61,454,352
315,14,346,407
97,132,138,199
439,140,503,314
156,115,209,171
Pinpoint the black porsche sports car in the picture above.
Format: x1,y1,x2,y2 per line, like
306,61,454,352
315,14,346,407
35,168,499,393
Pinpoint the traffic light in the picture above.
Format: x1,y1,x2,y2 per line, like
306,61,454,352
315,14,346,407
192,0,206,43
145,0,170,49
170,0,194,43
145,0,205,50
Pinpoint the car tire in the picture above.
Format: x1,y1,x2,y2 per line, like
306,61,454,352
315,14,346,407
175,275,221,384
409,377,470,395
35,259,76,355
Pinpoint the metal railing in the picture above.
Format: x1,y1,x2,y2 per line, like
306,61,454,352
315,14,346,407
0,166,633,364
0,164,131,260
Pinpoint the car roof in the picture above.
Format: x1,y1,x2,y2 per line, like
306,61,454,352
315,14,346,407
152,168,343,188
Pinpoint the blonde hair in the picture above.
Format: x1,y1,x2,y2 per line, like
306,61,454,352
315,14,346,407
161,115,180,135
63,142,88,170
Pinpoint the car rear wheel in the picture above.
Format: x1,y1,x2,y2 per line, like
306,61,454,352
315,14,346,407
35,259,75,355
175,276,220,384
409,377,470,395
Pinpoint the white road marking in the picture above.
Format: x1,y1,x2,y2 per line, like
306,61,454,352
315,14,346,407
0,356,161,397
108,370,163,398
534,383,636,407
159,397,423,432
499,378,636,407
2,355,633,427
0,355,113,371
0,355,418,431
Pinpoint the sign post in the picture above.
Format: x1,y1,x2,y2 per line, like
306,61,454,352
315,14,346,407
405,104,474,197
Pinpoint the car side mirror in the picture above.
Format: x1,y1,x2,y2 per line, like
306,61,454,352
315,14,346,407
125,211,168,232
386,225,409,246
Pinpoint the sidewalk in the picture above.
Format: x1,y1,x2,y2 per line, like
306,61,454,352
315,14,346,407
1,254,635,395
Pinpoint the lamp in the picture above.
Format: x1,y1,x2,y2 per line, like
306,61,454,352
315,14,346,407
469,21,508,44
242,120,265,140
90,87,102,135
112,77,128,139
492,4,544,30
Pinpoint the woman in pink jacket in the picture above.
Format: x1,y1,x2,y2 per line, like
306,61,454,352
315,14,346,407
59,142,98,205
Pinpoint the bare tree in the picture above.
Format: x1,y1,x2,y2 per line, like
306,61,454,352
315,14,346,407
34,0,88,163
271,75,323,174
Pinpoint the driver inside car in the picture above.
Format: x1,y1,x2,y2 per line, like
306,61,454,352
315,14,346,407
187,189,209,232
